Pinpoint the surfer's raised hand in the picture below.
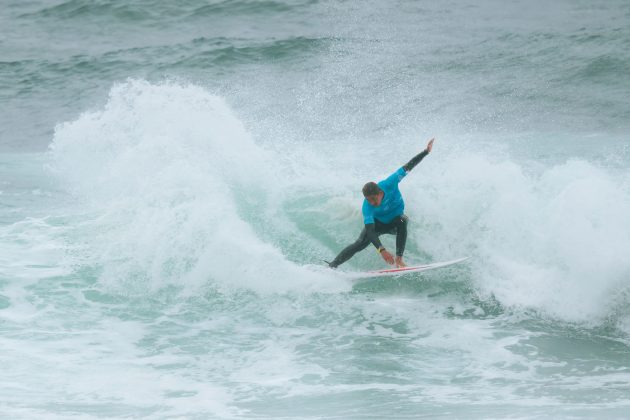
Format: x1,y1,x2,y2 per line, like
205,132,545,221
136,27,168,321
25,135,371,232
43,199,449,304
426,137,434,153
380,249,395,265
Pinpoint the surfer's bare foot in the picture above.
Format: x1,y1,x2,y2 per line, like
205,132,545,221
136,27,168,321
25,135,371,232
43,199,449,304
395,256,406,268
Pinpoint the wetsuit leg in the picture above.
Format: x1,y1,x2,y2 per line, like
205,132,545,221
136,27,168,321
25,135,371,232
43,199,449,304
394,215,408,257
373,215,408,257
328,227,372,268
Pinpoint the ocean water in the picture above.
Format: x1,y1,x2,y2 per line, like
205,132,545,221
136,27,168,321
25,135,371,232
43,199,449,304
2,0,630,418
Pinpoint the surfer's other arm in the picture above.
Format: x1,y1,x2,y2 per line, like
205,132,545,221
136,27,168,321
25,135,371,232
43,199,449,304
403,137,434,173
365,224,395,264
365,223,394,264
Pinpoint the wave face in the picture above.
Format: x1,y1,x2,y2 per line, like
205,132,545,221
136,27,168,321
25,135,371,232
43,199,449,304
2,0,630,418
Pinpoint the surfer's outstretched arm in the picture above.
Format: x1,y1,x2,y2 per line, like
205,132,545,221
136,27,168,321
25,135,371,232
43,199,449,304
403,137,434,172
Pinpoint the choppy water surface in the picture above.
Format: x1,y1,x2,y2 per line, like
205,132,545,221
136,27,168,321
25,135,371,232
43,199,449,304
1,1,630,418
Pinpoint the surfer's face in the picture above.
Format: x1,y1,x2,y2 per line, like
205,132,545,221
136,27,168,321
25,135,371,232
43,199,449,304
366,191,384,207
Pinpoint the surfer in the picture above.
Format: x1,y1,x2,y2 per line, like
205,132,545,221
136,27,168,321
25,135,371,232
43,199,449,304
328,138,434,269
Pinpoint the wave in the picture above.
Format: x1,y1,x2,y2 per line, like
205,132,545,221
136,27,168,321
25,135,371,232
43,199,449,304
21,0,309,22
4,35,326,90
191,0,297,17
47,79,630,329
20,0,148,21
173,36,327,67
48,79,342,295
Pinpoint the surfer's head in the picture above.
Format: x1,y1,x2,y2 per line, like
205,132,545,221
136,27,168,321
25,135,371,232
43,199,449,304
363,182,384,206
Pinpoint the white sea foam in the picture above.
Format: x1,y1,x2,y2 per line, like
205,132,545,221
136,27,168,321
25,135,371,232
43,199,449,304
49,80,344,295
400,149,630,323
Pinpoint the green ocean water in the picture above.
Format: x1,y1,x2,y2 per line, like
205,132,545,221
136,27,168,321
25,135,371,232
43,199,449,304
1,1,630,418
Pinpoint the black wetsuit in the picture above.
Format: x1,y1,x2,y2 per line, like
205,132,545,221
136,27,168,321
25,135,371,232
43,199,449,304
328,149,429,268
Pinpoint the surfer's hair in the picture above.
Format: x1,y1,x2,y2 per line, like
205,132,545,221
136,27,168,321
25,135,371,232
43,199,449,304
362,182,381,197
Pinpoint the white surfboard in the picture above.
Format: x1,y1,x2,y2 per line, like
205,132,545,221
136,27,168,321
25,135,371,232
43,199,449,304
342,257,470,279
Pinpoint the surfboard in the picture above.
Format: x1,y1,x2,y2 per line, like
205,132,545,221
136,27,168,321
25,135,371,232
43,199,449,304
342,257,470,279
